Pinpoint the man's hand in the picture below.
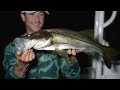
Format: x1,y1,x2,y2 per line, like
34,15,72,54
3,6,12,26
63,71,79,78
16,49,35,68
67,49,83,56
14,49,35,78
16,49,35,62
67,49,83,63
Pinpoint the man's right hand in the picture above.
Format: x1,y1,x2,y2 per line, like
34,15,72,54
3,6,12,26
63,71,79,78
14,49,36,78
16,49,36,63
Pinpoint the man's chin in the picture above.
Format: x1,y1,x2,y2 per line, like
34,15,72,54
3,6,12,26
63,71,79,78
33,26,42,31
33,29,40,32
32,28,41,32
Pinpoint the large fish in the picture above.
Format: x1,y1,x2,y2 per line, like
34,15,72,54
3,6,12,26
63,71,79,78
14,28,120,69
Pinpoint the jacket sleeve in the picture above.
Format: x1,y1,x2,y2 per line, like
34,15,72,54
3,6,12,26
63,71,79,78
2,42,19,79
59,56,80,79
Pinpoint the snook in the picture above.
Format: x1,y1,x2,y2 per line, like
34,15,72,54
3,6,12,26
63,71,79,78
14,28,120,69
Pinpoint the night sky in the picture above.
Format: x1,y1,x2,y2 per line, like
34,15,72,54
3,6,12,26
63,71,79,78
0,11,120,78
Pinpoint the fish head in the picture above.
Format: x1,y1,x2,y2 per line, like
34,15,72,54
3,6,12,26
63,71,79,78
14,37,37,52
14,31,53,52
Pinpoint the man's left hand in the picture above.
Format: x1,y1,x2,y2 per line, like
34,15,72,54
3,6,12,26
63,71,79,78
67,49,83,63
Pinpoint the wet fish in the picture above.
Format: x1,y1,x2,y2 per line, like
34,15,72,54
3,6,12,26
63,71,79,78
14,28,120,69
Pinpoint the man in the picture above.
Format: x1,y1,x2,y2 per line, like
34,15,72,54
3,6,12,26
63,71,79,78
3,11,81,79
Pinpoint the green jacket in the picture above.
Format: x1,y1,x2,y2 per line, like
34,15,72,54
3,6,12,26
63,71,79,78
3,42,80,79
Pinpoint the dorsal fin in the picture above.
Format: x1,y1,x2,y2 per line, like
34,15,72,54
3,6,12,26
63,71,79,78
80,29,94,39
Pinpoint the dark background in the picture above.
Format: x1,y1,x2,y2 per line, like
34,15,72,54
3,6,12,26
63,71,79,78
0,11,120,79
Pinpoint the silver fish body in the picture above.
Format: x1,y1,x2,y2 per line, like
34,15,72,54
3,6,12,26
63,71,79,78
14,28,117,69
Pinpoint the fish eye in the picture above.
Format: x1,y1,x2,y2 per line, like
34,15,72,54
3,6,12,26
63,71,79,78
28,34,31,37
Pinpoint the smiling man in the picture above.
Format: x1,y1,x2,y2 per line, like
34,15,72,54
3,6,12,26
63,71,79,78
3,11,81,79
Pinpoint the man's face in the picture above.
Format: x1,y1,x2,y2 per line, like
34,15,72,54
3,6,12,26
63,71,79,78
21,11,45,34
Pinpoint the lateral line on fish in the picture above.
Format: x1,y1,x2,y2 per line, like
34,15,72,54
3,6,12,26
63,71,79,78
49,31,104,51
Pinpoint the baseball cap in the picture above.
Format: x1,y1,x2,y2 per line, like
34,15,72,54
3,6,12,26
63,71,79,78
21,11,49,15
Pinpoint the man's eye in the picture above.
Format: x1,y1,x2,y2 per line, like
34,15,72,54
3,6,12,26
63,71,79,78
39,13,44,16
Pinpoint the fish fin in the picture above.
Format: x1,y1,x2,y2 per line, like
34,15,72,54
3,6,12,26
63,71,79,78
80,29,94,39
84,49,112,69
53,50,69,61
83,50,96,57
103,47,120,69
102,52,112,69
84,50,101,63
104,47,120,57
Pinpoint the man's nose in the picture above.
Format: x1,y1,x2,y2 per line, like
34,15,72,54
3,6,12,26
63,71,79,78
34,15,40,22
